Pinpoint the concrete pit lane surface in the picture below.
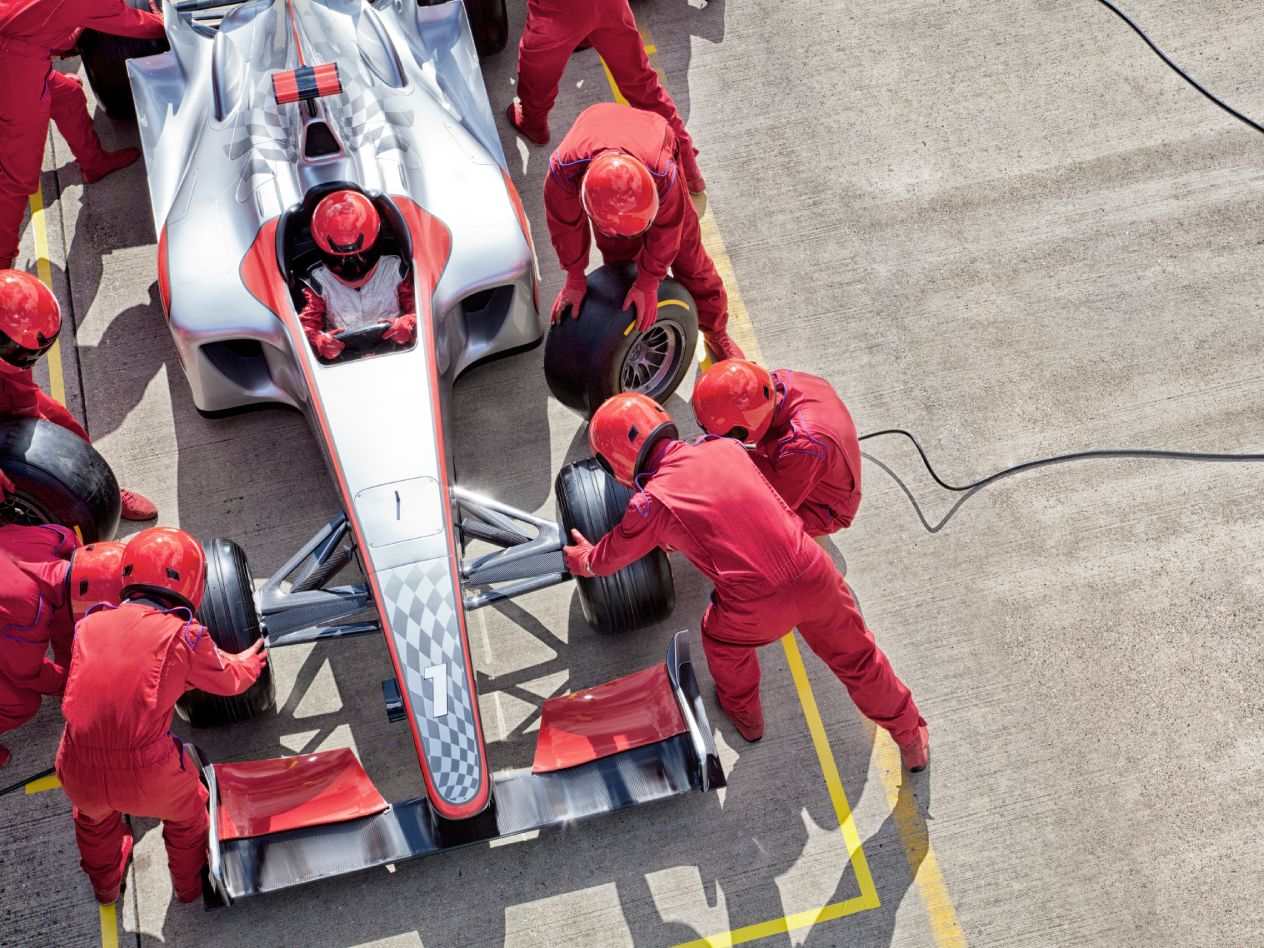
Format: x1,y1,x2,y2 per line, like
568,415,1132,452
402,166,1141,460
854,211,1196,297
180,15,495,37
3,1,1264,946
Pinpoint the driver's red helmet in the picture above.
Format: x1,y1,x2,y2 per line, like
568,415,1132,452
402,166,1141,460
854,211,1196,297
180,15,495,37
0,270,61,369
120,527,207,611
69,541,126,622
691,359,777,444
312,191,381,256
588,393,677,487
581,153,659,238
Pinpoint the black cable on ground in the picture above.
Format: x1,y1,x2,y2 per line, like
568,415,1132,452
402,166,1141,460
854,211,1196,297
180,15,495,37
0,765,55,799
859,428,1264,533
1093,0,1264,135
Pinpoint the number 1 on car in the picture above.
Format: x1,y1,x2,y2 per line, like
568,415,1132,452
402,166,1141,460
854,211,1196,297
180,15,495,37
424,664,449,718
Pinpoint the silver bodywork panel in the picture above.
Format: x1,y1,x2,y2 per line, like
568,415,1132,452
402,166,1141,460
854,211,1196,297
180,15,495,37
128,0,544,816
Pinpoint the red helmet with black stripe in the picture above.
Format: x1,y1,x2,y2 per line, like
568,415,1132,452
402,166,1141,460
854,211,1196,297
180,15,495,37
120,527,207,610
0,270,61,369
581,153,659,238
588,393,678,487
68,541,126,622
692,359,777,444
311,190,381,256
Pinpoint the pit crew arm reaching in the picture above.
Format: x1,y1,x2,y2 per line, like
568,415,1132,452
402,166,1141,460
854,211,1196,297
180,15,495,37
67,0,165,39
544,167,591,321
564,492,671,577
184,624,267,697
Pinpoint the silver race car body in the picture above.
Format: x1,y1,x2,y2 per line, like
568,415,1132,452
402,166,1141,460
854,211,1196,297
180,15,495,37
130,0,541,822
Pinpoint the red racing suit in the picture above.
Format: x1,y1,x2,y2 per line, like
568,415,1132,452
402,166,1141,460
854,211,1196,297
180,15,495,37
0,359,89,440
0,0,164,268
546,104,728,335
754,370,863,536
56,602,263,902
515,0,702,190
0,523,77,738
297,259,416,359
570,437,923,740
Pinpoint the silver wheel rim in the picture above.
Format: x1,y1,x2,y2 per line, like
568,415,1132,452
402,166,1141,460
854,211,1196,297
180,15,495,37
620,322,683,395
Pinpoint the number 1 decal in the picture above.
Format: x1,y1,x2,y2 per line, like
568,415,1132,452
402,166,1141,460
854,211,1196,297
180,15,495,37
424,664,449,718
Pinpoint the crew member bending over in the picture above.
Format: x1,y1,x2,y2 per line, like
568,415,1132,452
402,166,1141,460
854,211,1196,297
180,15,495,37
57,528,267,904
299,190,416,360
563,393,928,769
693,360,862,537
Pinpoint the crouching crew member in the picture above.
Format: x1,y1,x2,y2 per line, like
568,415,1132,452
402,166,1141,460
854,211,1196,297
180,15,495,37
298,190,416,360
693,360,862,536
545,104,742,363
0,269,157,520
0,525,122,769
57,528,267,904
0,0,165,269
506,0,707,194
562,393,928,770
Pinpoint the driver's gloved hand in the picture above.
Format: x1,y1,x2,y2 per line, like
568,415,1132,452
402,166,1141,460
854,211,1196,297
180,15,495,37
383,314,417,346
312,330,345,360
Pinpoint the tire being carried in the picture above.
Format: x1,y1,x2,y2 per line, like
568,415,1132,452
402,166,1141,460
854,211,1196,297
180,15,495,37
0,417,120,542
556,457,674,635
544,263,699,419
176,538,276,728
78,0,169,121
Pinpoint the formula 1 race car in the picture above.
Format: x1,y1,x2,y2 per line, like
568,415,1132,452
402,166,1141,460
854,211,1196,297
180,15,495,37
108,0,719,904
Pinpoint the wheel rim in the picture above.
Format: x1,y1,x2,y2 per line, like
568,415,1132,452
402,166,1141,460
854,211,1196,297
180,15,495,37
619,322,683,396
0,492,54,528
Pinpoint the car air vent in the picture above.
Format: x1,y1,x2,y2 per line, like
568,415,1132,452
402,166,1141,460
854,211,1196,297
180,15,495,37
303,121,342,159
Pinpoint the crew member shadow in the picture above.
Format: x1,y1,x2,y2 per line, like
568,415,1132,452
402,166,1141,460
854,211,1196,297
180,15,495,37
631,0,727,134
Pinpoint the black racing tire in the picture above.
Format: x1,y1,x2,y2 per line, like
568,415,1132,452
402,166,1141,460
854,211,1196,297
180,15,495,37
0,417,120,542
544,263,699,419
555,457,674,635
465,0,509,56
78,0,169,121
176,538,276,728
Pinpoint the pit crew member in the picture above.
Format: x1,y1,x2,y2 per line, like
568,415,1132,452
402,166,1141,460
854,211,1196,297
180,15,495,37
545,103,743,363
57,527,267,904
563,393,928,770
693,360,862,536
0,0,165,269
0,269,157,519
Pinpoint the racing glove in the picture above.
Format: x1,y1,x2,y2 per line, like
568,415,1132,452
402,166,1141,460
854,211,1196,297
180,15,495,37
550,271,588,324
311,330,345,360
383,314,417,346
240,639,269,680
563,528,596,578
622,276,660,333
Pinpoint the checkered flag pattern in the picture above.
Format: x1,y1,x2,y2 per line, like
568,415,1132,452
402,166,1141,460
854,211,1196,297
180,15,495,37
380,561,483,805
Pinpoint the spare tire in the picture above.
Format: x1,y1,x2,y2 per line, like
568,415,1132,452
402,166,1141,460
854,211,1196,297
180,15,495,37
544,263,698,419
176,538,276,728
78,0,169,121
0,417,120,542
556,458,674,634
465,0,509,56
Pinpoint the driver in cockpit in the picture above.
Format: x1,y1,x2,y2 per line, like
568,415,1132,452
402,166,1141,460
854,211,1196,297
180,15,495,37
300,190,416,360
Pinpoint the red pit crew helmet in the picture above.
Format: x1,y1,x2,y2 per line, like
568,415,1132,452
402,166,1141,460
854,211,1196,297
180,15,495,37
692,359,776,444
120,527,207,610
581,153,659,238
589,392,678,487
0,270,61,369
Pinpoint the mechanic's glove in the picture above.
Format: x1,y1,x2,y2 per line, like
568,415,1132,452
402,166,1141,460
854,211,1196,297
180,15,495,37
563,528,596,578
550,271,588,324
0,466,13,500
622,276,660,333
240,639,269,680
383,314,417,346
312,330,345,360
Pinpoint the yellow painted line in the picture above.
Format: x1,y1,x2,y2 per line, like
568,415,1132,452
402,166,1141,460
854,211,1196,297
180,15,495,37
25,773,62,795
875,735,967,947
27,189,66,406
596,30,967,948
99,902,119,948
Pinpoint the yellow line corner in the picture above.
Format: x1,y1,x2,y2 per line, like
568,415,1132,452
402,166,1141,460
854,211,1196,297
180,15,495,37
25,773,62,795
